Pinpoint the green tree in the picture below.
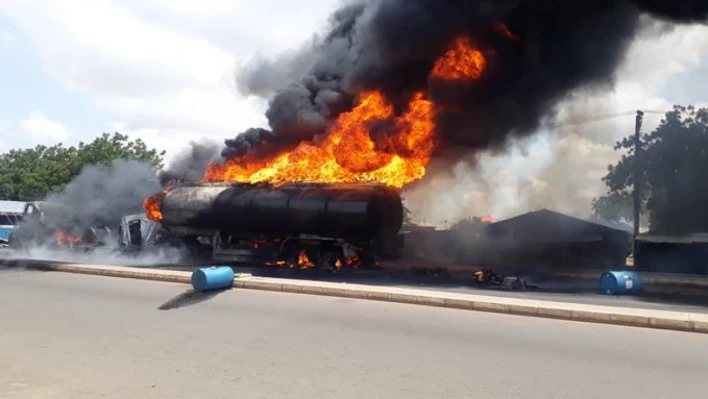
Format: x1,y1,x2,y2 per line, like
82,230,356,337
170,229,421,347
591,192,634,223
592,105,708,234
0,132,165,201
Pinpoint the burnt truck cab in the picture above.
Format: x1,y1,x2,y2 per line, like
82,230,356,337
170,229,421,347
118,213,184,253
9,201,111,249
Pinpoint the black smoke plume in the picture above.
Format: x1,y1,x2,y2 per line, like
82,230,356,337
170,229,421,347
158,139,223,186
228,0,707,160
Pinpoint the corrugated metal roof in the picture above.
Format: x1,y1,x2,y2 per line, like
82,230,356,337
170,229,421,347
0,200,25,214
490,208,632,233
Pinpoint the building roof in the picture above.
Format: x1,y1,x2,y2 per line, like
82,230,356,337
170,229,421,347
0,200,26,214
493,209,630,232
484,208,632,243
636,233,708,244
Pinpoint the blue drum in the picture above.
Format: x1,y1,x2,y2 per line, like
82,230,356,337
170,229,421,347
191,266,235,292
599,271,643,295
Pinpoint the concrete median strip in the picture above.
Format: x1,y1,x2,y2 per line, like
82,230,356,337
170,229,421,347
26,262,708,334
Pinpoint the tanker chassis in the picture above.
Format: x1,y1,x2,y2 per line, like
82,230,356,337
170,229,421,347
152,182,406,271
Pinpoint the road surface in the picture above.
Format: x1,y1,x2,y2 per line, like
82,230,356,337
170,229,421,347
2,268,708,398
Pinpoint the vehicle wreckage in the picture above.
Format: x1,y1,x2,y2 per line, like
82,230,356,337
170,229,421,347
473,268,537,290
8,201,112,251
142,181,407,270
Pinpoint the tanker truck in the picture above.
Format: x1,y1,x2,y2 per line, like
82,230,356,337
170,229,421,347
146,182,406,271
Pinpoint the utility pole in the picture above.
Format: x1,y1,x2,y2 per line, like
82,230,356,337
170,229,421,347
632,110,644,259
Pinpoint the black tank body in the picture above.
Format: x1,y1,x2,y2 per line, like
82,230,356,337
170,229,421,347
159,182,404,241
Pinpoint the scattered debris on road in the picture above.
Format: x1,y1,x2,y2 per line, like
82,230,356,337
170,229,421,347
473,268,538,291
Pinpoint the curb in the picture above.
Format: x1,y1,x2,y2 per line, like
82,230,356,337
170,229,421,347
28,262,708,334
27,262,194,284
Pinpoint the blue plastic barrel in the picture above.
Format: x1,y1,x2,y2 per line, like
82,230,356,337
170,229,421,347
599,271,643,295
191,266,235,292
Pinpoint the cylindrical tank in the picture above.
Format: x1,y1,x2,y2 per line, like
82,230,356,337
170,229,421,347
159,182,404,241
599,270,643,295
191,266,235,292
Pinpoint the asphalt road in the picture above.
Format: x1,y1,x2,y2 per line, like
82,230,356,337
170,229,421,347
2,268,708,398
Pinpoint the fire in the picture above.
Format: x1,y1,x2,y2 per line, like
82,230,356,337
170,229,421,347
430,36,486,81
143,187,171,222
480,215,497,223
265,260,288,268
202,36,487,189
204,91,436,189
266,250,317,270
145,34,487,220
297,251,315,269
54,230,82,249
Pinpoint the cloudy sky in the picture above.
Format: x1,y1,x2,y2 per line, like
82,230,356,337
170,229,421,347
0,1,707,221
0,0,339,156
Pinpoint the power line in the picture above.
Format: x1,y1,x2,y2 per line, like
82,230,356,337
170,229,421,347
544,109,668,128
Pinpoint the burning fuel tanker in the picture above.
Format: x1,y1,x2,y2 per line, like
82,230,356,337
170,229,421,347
145,182,406,270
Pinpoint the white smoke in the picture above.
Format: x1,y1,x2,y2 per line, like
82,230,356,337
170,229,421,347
14,244,187,267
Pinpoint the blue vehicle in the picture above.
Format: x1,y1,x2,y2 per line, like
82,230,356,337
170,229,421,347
0,211,23,246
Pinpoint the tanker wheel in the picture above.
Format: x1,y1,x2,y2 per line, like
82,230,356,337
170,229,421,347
318,251,344,273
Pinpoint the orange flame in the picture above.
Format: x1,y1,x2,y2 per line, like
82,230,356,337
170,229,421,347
297,251,315,269
203,91,436,189
143,186,171,222
265,260,288,268
198,35,486,189
144,35,487,221
54,230,82,249
430,36,486,81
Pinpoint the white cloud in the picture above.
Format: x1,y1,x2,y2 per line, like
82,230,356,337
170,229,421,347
0,29,13,45
0,0,337,159
2,0,234,96
0,112,70,153
19,110,70,142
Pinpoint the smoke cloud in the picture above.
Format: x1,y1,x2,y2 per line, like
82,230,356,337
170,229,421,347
402,13,708,227
158,139,223,186
226,0,707,161
11,159,188,264
12,245,186,267
45,159,162,228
